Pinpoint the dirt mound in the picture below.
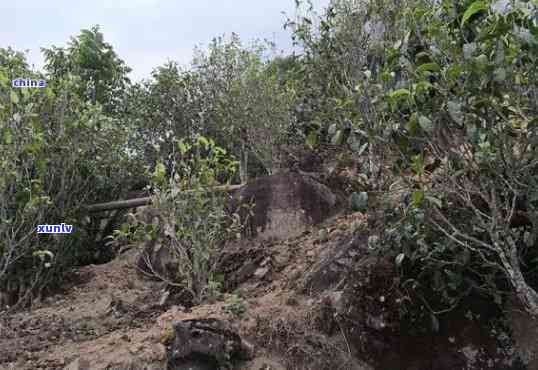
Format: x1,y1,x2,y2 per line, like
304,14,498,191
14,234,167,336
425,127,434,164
0,249,168,369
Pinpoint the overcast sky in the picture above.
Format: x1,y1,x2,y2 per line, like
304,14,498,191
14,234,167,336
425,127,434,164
2,0,330,81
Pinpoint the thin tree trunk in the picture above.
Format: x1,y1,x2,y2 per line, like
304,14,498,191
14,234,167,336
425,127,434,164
239,142,248,183
504,235,538,316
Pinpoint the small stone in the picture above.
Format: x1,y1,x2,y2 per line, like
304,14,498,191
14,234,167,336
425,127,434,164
254,267,269,279
158,290,170,307
318,229,329,243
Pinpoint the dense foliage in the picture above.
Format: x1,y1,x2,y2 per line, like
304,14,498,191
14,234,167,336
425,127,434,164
0,45,132,307
288,0,538,319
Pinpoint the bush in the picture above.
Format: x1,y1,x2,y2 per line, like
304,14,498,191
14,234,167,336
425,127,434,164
376,0,538,316
120,135,244,304
288,0,538,320
0,50,132,308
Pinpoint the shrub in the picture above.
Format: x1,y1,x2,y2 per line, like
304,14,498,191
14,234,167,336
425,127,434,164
122,135,244,304
289,0,538,320
0,50,132,308
376,0,538,316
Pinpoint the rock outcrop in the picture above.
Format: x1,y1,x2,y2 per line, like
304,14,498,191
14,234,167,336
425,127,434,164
230,171,341,241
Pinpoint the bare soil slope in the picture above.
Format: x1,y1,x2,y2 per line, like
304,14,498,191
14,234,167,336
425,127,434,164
0,211,369,370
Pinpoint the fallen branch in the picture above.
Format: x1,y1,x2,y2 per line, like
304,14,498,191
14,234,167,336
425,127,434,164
84,184,245,213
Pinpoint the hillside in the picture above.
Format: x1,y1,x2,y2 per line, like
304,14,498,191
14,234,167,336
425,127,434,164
1,171,537,369
0,203,369,369
1,0,537,369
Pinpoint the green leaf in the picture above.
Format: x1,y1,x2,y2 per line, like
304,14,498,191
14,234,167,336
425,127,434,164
177,140,189,155
415,51,430,62
413,81,434,95
44,87,54,99
475,54,488,66
461,1,487,25
331,129,343,145
406,113,419,134
445,64,463,81
3,129,12,145
152,162,167,184
356,142,368,156
197,135,209,148
10,90,19,104
418,115,433,132
389,88,411,99
0,73,9,86
395,253,406,266
328,123,337,136
306,131,318,149
493,68,506,82
447,101,464,125
412,190,424,207
411,153,425,176
417,63,440,74
24,140,42,154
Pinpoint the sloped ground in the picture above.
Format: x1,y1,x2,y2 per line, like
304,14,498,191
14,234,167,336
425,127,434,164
0,179,535,370
0,248,167,369
0,211,369,370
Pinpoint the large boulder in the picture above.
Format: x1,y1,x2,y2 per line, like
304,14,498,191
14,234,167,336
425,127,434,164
230,171,341,241
216,172,341,291
135,172,340,297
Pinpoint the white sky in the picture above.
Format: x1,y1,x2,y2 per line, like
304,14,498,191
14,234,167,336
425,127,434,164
1,0,330,81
